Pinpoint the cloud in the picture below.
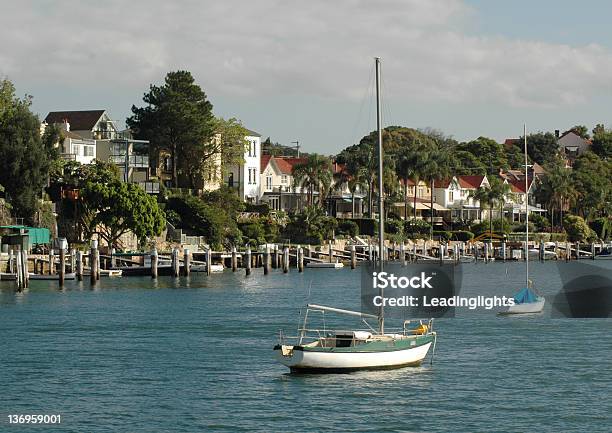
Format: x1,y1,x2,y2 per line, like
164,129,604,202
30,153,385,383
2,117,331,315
2,0,612,111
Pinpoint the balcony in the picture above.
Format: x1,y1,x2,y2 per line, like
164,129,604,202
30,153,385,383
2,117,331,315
137,181,160,194
110,154,149,168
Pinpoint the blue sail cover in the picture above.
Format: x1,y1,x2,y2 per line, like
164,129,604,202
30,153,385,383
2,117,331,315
513,287,538,304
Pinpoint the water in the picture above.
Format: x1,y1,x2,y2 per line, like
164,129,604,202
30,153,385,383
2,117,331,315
1,262,610,432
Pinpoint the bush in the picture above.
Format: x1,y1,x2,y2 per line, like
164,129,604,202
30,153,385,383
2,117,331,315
451,231,474,242
433,230,451,241
564,215,596,242
385,219,403,236
244,202,270,216
404,219,431,239
512,222,536,234
589,217,611,240
238,220,266,245
282,206,337,245
337,220,359,237
470,219,512,236
530,213,550,232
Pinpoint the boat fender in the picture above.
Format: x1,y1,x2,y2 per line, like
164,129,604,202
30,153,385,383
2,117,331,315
413,324,428,335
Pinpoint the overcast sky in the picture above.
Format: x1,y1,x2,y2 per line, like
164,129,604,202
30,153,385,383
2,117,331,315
3,0,612,154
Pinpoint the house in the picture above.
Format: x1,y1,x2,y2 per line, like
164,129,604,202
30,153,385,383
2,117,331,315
224,130,261,203
392,179,432,220
433,175,489,222
325,162,366,218
44,110,159,194
503,177,546,222
259,155,308,211
557,130,591,167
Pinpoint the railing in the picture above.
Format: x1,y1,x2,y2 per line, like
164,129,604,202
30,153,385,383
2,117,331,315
60,153,77,161
137,181,160,194
110,155,149,168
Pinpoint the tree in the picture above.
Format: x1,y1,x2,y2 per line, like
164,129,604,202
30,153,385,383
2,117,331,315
537,156,576,228
572,152,612,221
470,177,510,241
419,146,454,239
333,154,367,218
0,79,54,222
591,127,612,159
569,125,590,140
564,215,595,242
458,136,509,173
521,132,559,165
292,154,332,207
127,71,216,188
78,162,165,247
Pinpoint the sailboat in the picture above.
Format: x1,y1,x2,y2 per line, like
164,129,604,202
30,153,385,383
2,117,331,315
500,125,545,315
273,58,437,372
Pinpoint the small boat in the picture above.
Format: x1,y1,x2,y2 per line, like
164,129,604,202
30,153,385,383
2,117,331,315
594,247,612,260
501,125,545,316
274,58,437,373
191,264,224,273
274,304,436,372
306,262,344,269
29,273,77,281
83,269,123,277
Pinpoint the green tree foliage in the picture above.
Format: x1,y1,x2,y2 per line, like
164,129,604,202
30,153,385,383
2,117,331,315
457,136,509,172
0,79,54,222
291,154,332,207
589,217,611,240
572,152,612,221
127,71,216,188
165,187,244,248
563,215,595,242
282,206,337,244
536,155,576,228
569,125,590,139
521,132,558,165
591,127,612,159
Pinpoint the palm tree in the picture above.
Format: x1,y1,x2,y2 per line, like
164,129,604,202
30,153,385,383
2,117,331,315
395,143,424,221
470,177,509,242
292,154,332,208
538,157,576,229
333,158,367,217
419,147,454,239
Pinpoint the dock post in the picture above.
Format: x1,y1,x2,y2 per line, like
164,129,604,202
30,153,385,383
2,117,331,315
232,247,237,272
283,247,289,273
70,248,76,273
350,245,357,269
484,243,489,263
298,247,304,272
49,249,55,275
151,249,158,279
264,246,270,275
206,248,212,275
95,248,101,280
591,243,595,260
183,248,191,276
368,241,372,262
328,241,333,263
400,242,405,266
76,250,83,281
272,245,278,269
576,242,580,260
439,244,444,265
33,257,38,274
59,247,65,287
245,248,252,276
89,245,97,285
110,248,116,269
565,242,569,262
15,249,22,291
501,241,507,262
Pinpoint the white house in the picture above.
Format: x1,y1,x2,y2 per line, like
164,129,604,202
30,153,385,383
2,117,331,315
434,175,489,221
225,130,261,203
259,155,308,211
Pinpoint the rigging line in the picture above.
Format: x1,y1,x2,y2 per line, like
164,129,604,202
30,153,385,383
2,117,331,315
348,63,376,147
379,62,393,128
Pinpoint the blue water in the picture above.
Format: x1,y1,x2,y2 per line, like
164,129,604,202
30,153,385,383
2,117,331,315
1,262,610,432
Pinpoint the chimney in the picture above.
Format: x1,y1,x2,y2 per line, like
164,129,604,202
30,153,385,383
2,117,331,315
62,118,70,132
555,129,560,138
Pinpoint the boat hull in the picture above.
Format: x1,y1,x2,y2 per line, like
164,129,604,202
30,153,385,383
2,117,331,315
500,297,545,315
274,337,433,372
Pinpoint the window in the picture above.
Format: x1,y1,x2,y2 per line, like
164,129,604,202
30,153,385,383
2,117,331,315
252,140,256,157
266,175,272,190
269,196,280,210
165,157,173,171
449,191,454,201
73,144,81,156
84,146,94,157
228,173,234,188
281,175,287,184
248,169,252,184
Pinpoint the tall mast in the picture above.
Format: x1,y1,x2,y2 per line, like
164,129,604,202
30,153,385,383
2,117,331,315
524,123,529,288
375,57,385,334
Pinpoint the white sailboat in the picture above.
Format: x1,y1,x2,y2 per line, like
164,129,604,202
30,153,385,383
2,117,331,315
500,124,545,315
274,58,437,372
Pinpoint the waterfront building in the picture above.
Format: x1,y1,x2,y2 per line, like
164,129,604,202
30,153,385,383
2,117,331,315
259,155,308,211
224,130,262,203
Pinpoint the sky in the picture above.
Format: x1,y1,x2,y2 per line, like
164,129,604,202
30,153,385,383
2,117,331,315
3,0,612,154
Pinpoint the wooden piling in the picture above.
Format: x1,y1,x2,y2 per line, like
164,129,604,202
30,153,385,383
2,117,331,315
245,248,252,276
151,249,158,279
95,249,101,280
328,241,333,263
171,248,179,277
351,245,357,269
501,241,507,262
49,250,55,275
110,248,116,268
89,246,97,285
264,246,270,275
298,247,304,272
183,248,191,276
59,248,65,287
76,250,83,281
231,247,237,272
272,245,278,269
576,242,580,260
283,247,289,273
206,248,212,276
591,243,595,260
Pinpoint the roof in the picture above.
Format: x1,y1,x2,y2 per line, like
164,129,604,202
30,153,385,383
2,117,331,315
260,154,272,172
508,178,534,194
44,110,106,131
63,130,84,139
245,128,261,137
434,178,453,188
503,138,519,148
457,175,486,189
